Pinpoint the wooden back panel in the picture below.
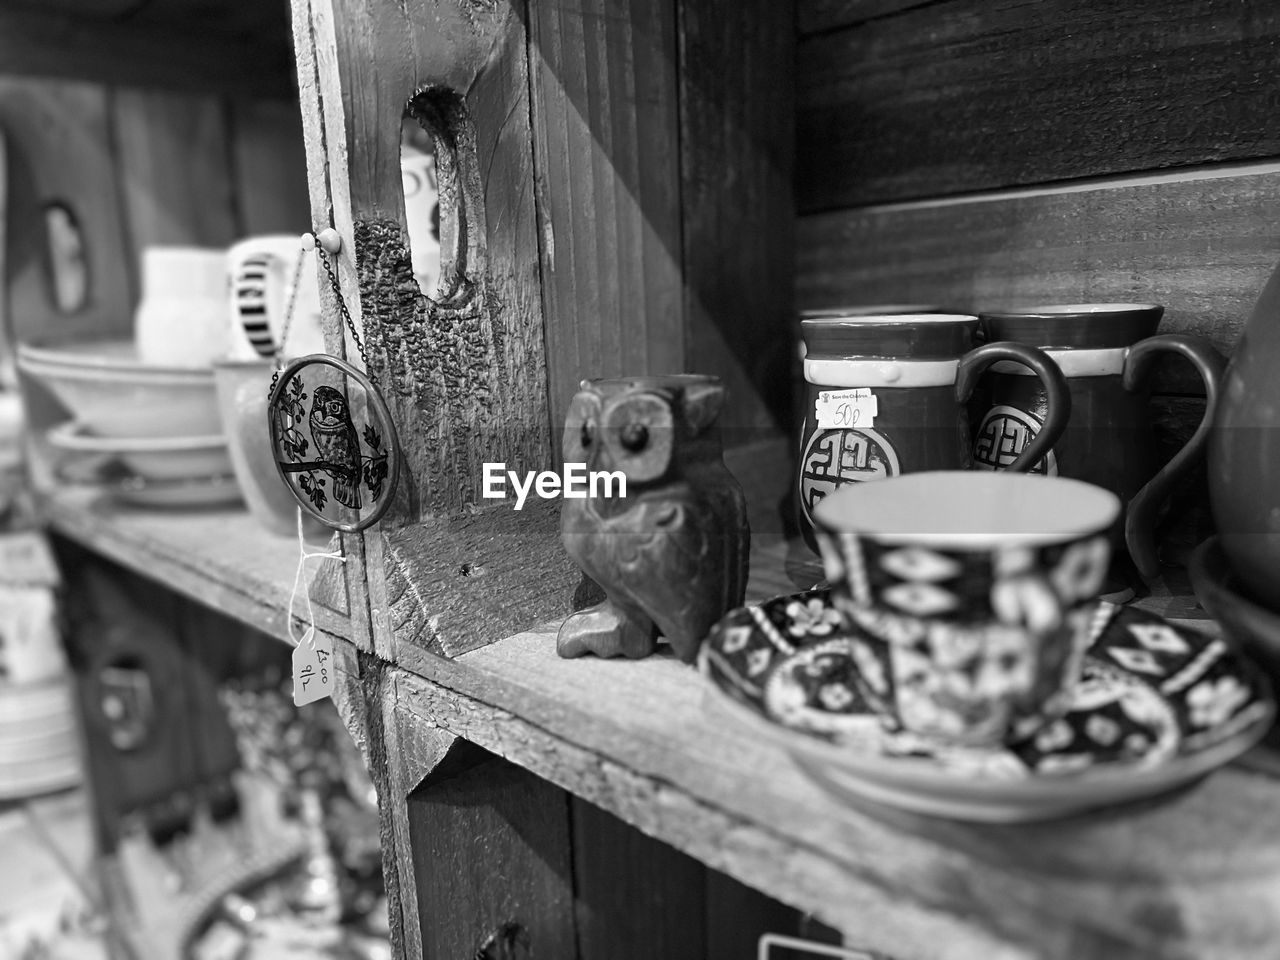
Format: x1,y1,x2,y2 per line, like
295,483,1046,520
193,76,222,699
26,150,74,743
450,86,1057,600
794,0,1280,365
294,0,794,659
793,0,1280,560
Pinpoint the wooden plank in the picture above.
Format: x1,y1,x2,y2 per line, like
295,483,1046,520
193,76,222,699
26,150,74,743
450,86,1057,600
110,88,238,251
0,79,133,349
380,659,457,960
290,0,377,659
0,8,294,97
572,796,707,960
389,631,1280,960
796,168,1280,394
228,98,312,236
297,0,558,661
404,743,578,959
796,0,1280,209
678,0,796,437
304,0,551,513
527,0,686,432
798,0,937,35
704,870,841,958
43,487,351,644
381,496,579,659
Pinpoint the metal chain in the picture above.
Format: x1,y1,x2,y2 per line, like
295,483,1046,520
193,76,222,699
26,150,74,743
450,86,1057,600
267,250,308,398
319,248,377,384
268,233,377,398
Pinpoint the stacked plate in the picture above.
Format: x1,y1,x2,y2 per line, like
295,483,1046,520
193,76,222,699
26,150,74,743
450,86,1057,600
0,675,81,800
18,340,241,507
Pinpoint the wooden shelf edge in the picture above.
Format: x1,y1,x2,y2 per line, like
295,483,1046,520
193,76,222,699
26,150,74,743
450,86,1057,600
380,612,1280,960
41,488,351,645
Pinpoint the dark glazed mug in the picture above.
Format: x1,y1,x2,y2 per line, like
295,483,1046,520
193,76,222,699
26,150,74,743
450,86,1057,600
797,313,1071,549
972,304,1225,578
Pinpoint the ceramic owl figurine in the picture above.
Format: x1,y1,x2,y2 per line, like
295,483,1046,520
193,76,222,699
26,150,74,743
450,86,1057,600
558,375,750,662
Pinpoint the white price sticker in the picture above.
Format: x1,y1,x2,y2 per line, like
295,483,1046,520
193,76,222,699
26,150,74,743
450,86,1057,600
814,388,877,430
292,627,335,706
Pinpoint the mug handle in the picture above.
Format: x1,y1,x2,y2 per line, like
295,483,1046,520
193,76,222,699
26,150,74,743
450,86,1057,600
955,341,1072,472
231,251,293,359
1121,334,1226,579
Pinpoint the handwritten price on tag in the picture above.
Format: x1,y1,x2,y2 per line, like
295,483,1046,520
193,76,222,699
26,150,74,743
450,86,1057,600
814,388,878,431
292,627,335,706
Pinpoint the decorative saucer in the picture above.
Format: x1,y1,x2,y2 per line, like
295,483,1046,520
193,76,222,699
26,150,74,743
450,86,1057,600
699,589,1274,822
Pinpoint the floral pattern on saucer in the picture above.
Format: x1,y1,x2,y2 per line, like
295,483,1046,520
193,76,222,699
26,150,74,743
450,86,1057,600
699,589,1274,779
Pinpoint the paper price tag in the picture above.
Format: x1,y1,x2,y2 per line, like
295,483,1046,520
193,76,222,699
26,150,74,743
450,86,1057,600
292,627,334,706
815,388,877,430
758,933,880,960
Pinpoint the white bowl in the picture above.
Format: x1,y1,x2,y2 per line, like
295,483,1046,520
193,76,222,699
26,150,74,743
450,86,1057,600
18,339,221,438
48,421,232,481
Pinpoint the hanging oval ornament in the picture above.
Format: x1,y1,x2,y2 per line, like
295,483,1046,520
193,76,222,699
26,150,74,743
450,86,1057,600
268,354,400,533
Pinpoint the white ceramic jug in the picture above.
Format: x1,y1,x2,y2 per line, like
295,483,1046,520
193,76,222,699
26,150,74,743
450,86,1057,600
133,246,228,366
226,235,326,361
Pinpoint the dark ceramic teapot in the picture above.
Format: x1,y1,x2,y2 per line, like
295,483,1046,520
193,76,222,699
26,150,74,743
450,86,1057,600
1209,264,1280,608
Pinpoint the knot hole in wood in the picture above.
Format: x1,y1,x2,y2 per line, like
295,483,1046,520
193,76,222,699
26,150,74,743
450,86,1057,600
405,86,487,310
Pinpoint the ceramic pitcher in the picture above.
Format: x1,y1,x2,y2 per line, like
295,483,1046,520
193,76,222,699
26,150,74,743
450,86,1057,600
226,235,326,361
1210,271,1280,605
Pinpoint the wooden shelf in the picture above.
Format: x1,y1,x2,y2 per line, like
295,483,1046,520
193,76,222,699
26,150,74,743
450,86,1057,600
384,589,1278,960
39,480,1277,958
41,486,351,645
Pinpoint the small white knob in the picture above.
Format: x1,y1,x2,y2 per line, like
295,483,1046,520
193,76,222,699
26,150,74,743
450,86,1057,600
316,228,342,254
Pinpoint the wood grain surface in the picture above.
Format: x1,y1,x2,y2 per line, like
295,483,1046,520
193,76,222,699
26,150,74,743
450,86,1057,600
797,167,1280,395
796,0,1280,209
798,0,938,35
380,495,579,659
405,746,578,960
293,0,558,665
678,0,796,437
527,0,685,431
571,797,707,960
389,631,1280,960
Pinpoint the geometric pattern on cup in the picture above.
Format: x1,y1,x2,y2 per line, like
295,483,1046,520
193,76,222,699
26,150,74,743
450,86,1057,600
1046,536,1111,605
878,546,962,582
1127,622,1191,656
880,581,960,616
1106,646,1165,676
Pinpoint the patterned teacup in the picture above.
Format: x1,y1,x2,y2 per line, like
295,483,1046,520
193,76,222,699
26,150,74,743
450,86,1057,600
812,471,1121,747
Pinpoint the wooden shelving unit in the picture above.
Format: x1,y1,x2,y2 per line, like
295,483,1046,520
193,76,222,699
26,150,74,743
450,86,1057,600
38,455,1279,960
42,488,351,645
8,0,1280,957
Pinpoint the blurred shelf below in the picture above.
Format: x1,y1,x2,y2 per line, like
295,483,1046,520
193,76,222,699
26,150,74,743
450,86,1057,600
39,486,352,646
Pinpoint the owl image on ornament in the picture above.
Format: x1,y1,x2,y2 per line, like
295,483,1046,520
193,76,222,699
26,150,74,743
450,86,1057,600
558,375,750,662
309,384,363,509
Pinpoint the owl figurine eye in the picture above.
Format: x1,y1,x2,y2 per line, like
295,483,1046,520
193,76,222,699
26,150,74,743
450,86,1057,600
620,422,648,452
580,420,594,448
